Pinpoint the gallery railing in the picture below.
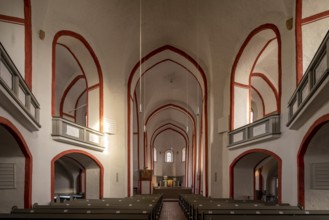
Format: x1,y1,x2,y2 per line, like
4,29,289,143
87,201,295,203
287,30,329,128
228,114,280,148
0,42,40,131
52,117,104,152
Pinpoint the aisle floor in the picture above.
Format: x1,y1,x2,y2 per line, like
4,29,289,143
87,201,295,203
159,201,187,220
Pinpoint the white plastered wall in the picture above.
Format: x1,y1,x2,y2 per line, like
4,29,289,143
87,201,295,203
0,0,25,77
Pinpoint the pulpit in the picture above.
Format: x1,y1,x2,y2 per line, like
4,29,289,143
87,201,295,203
139,169,153,194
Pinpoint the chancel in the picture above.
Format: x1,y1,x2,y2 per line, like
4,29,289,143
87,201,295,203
2,0,329,219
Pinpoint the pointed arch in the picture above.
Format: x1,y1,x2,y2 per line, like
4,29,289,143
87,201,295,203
52,30,104,131
127,45,208,196
230,23,282,130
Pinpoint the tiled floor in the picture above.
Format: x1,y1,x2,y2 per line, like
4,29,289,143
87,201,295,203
159,201,187,220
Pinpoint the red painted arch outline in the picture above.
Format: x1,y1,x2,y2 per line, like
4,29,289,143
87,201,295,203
60,75,86,118
149,123,190,187
229,149,282,203
50,149,104,200
250,85,265,117
0,117,32,208
52,30,104,132
127,45,208,197
230,23,282,130
297,113,329,208
150,127,188,187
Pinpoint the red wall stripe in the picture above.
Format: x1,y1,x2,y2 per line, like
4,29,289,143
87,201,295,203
24,0,32,90
302,10,329,25
134,92,140,172
0,14,25,25
234,82,249,88
295,0,303,85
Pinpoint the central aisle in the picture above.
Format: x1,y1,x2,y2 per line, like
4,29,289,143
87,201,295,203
159,201,187,220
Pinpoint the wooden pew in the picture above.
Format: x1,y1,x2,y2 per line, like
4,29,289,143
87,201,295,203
179,194,329,220
6,195,163,220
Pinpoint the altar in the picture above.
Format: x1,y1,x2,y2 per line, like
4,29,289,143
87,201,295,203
156,176,183,188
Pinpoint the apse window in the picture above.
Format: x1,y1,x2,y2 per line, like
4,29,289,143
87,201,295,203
182,148,186,162
165,150,173,163
154,148,157,162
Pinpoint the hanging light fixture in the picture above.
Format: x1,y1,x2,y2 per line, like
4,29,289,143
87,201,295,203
139,0,143,113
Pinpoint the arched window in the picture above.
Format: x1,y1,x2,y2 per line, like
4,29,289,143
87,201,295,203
154,148,157,162
250,109,254,123
165,150,173,163
182,147,186,162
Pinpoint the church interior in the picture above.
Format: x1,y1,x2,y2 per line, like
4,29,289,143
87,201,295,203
1,0,329,219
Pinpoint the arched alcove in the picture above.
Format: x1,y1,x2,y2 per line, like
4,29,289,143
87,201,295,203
230,149,282,203
298,114,329,209
51,150,104,201
0,117,32,212
52,30,103,131
230,24,282,130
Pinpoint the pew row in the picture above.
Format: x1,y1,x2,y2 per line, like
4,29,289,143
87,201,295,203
178,194,329,220
0,195,163,220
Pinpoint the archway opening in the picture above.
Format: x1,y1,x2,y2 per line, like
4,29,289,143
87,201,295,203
51,151,104,201
230,150,281,203
298,116,329,209
127,45,208,196
0,118,32,213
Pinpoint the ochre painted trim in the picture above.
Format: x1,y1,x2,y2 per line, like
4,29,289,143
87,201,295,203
51,149,104,201
0,117,33,208
297,114,329,208
229,149,282,203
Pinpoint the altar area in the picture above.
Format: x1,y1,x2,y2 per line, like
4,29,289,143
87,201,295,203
155,176,183,187
152,176,192,199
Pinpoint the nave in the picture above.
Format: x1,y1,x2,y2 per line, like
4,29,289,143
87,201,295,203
3,0,329,218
